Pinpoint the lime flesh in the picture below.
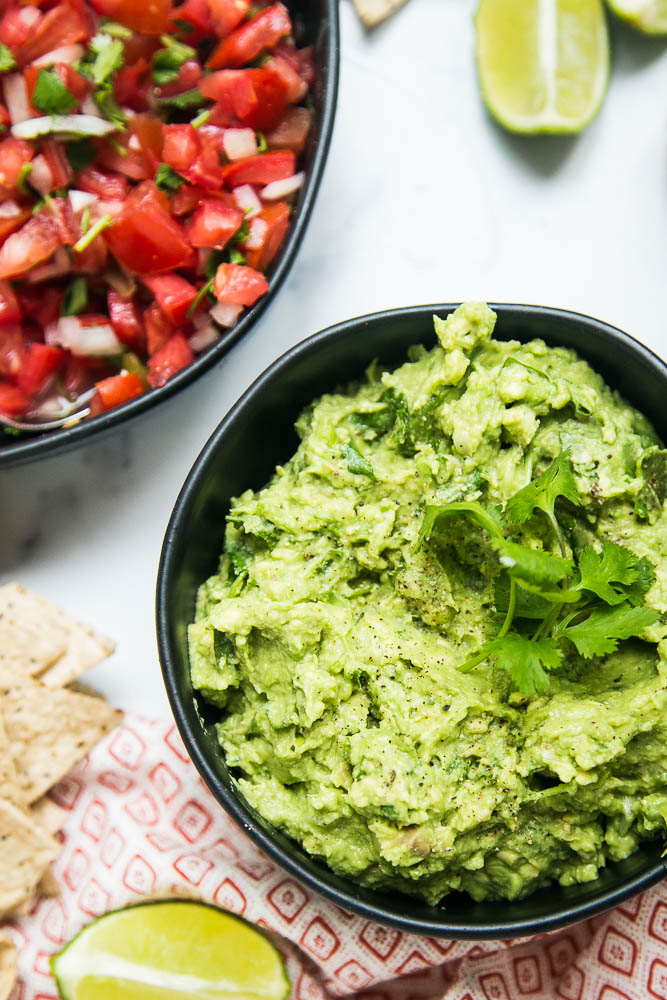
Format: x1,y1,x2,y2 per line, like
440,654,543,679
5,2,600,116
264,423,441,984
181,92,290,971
51,901,290,1000
475,0,610,133
606,0,667,33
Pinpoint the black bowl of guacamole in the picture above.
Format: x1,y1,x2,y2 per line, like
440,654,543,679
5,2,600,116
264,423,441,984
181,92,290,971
157,303,667,938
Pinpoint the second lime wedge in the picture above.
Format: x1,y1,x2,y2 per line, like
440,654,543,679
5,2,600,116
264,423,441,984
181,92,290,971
51,901,290,1000
475,0,610,134
606,0,667,33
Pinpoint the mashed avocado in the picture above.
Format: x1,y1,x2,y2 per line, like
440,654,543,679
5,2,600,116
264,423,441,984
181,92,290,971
189,303,667,904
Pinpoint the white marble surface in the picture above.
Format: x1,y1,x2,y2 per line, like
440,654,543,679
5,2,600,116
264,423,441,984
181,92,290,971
1,0,666,718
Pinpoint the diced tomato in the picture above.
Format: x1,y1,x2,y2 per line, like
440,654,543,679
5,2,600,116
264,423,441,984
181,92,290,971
55,64,89,102
114,58,151,112
121,33,161,66
265,106,312,154
0,280,21,326
200,69,257,118
63,355,113,396
0,7,33,51
144,300,174,354
42,140,73,190
88,0,174,35
74,234,108,274
147,331,194,388
0,208,31,245
96,372,145,410
222,150,294,187
105,197,194,274
132,116,164,178
15,3,89,67
240,199,289,271
155,59,202,99
16,342,64,397
0,380,28,416
17,285,63,329
77,166,128,201
96,134,153,182
208,0,249,36
0,138,34,196
143,274,198,325
0,212,63,280
264,55,307,103
43,197,77,245
186,199,243,250
169,0,213,42
0,324,24,378
0,105,9,130
162,124,200,173
170,184,230,216
273,39,300,72
107,291,145,353
184,129,225,190
213,262,268,306
208,3,291,70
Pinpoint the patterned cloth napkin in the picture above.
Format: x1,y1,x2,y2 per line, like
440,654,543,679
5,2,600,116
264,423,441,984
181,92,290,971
5,716,667,1000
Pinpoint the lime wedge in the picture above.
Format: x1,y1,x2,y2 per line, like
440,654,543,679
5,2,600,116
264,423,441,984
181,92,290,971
606,0,667,33
475,0,610,133
51,901,290,1000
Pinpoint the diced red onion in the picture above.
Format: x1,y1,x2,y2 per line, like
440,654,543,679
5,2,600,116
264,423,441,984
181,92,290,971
26,247,71,283
222,128,257,161
12,115,116,140
210,301,243,328
104,268,136,297
45,316,123,356
29,154,54,196
68,189,99,213
243,216,268,251
0,200,21,219
261,172,305,201
18,6,40,27
232,184,261,218
81,95,102,118
4,73,31,125
188,323,221,352
32,44,84,67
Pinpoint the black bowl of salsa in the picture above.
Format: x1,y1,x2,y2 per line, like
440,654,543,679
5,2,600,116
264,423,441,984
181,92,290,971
157,303,667,938
0,0,339,468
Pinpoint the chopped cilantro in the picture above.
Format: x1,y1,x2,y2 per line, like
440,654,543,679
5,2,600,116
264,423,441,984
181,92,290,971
73,214,113,253
66,138,97,171
187,278,215,318
191,108,211,129
99,19,133,38
17,162,33,195
173,17,195,34
575,541,654,606
205,249,226,281
0,43,16,74
78,31,127,128
343,443,375,479
159,87,204,109
233,218,250,243
155,162,186,192
152,35,196,86
505,450,581,555
228,247,246,265
32,69,77,116
62,277,88,316
555,604,660,659
256,131,267,153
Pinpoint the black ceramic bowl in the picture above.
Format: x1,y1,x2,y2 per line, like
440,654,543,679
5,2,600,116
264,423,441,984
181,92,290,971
157,303,667,939
0,0,339,469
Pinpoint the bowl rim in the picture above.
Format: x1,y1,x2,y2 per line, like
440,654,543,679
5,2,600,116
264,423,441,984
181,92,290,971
0,0,340,469
157,302,667,939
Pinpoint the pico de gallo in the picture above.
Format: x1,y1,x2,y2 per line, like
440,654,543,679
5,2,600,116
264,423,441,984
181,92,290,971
0,0,313,426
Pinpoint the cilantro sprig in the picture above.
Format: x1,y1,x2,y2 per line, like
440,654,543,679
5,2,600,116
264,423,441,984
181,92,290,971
420,452,661,696
78,31,127,129
152,35,196,86
33,69,77,116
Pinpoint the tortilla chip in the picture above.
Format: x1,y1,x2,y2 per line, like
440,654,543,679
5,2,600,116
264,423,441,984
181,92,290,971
0,798,60,917
31,796,67,835
40,621,115,688
0,584,68,681
352,0,408,27
0,678,123,803
0,933,17,1000
36,867,60,898
0,714,22,807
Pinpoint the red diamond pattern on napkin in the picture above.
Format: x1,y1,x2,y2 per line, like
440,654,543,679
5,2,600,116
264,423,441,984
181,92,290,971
4,715,666,1000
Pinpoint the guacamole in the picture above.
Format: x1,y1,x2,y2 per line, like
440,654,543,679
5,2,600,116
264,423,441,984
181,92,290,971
189,303,667,904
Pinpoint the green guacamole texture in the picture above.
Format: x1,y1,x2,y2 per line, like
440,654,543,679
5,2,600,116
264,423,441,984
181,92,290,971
189,303,667,904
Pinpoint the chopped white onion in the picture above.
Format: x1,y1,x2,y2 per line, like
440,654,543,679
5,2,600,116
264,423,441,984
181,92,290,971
12,115,116,140
243,216,268,251
188,323,222,352
104,268,136,298
32,44,84,67
92,199,124,221
18,6,40,27
261,172,305,201
128,134,141,152
81,95,102,118
27,247,71,283
222,128,257,161
0,199,21,219
29,154,54,196
210,301,243,328
68,189,99,213
45,316,123,356
232,184,261,218
3,73,31,125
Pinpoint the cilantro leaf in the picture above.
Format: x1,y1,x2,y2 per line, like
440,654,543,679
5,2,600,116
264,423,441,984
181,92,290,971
575,541,653,606
635,448,667,523
558,604,661,659
152,35,196,85
81,31,124,85
155,162,186,192
493,537,575,594
495,573,553,620
506,451,582,525
66,138,97,171
159,87,204,109
471,635,563,695
0,43,16,74
343,443,375,479
419,500,504,548
61,277,88,316
32,69,77,116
